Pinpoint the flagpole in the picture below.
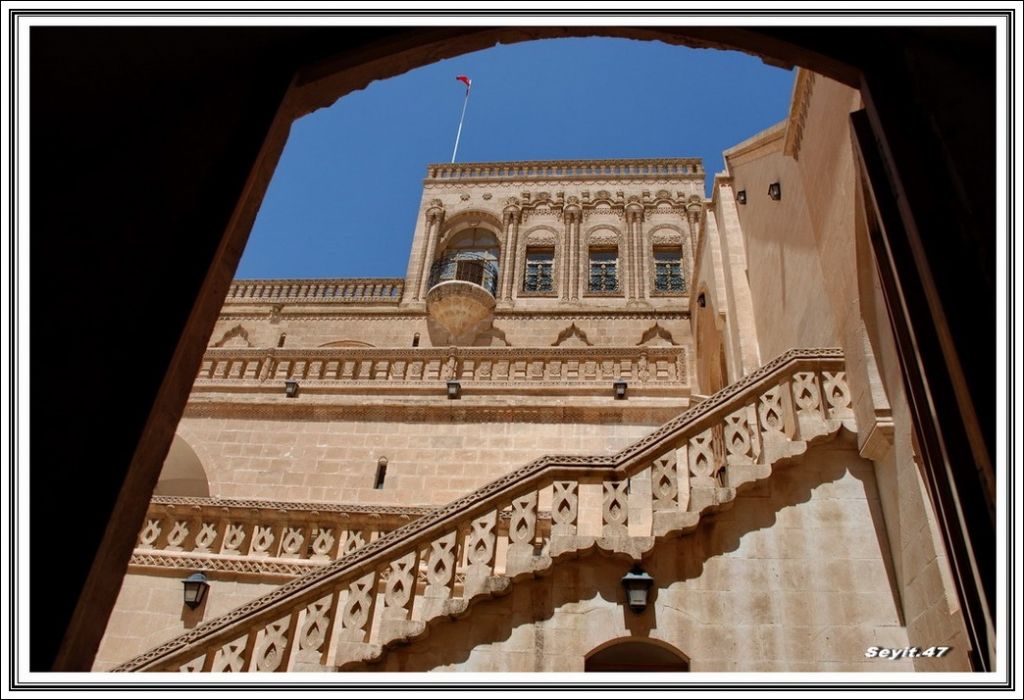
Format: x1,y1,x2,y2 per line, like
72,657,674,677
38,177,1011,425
451,85,471,163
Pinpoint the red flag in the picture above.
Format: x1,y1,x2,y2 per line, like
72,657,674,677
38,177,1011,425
456,75,472,89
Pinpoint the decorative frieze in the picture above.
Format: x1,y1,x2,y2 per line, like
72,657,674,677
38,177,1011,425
195,345,689,390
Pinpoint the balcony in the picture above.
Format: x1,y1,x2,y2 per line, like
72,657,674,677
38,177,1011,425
425,253,499,340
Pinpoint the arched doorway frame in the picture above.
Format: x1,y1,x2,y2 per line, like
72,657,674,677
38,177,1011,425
52,25,994,673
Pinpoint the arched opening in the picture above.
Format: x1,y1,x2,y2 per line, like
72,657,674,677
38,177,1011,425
153,435,211,498
584,638,690,672
694,285,729,395
433,228,501,296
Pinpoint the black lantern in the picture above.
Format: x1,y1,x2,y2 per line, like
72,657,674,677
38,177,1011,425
736,189,747,205
182,572,209,609
613,379,628,400
447,380,461,400
285,379,299,398
620,565,654,613
767,182,782,201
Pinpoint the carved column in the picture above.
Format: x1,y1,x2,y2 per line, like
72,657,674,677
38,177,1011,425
563,203,581,301
625,204,645,299
417,201,445,301
686,203,701,290
501,202,521,300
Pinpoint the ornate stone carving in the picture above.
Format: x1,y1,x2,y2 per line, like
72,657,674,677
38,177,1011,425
551,323,592,347
587,228,620,245
339,572,377,641
210,636,248,672
758,386,786,435
462,511,497,597
551,481,578,539
222,523,247,555
637,323,677,347
254,617,290,672
212,324,254,348
505,492,539,576
299,595,333,653
688,428,718,482
651,453,678,511
193,522,218,552
822,371,852,412
792,371,821,413
310,527,336,560
165,521,189,551
602,480,630,538
723,406,758,465
139,519,162,547
280,527,305,557
250,525,275,557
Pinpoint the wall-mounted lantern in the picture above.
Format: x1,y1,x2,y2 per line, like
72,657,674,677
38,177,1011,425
736,189,747,205
613,379,628,400
767,182,782,201
182,572,209,609
447,380,461,400
620,565,654,613
284,379,299,398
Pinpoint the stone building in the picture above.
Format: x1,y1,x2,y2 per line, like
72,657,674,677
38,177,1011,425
94,70,975,673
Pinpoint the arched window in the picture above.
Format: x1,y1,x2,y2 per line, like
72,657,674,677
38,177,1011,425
431,228,501,295
445,228,500,260
588,246,619,292
653,245,686,292
584,639,690,672
523,246,555,292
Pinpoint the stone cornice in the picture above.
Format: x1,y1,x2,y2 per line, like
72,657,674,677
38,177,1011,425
424,158,704,186
784,69,817,159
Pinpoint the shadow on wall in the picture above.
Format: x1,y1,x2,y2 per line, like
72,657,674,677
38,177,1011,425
344,438,903,672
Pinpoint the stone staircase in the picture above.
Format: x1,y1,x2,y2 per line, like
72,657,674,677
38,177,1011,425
112,348,854,672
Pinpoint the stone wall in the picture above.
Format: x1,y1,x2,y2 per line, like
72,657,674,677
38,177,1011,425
693,71,971,670
93,574,277,671
176,413,658,506
347,445,920,672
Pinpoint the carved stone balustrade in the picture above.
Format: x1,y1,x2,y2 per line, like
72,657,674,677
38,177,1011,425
195,346,689,397
114,349,852,673
425,158,704,183
225,278,404,304
132,497,433,580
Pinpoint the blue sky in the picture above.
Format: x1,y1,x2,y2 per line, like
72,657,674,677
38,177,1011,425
237,37,794,280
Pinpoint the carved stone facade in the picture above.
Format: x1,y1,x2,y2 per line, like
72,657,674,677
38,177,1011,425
94,71,972,673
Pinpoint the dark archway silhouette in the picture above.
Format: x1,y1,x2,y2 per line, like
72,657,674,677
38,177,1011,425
30,23,995,672
585,638,690,673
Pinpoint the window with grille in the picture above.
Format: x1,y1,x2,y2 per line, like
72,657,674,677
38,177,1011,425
654,246,685,292
589,248,619,292
523,248,554,292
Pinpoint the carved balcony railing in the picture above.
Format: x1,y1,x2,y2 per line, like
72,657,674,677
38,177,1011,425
425,158,704,183
115,349,852,672
426,253,499,297
195,346,689,395
131,498,435,580
225,278,404,304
